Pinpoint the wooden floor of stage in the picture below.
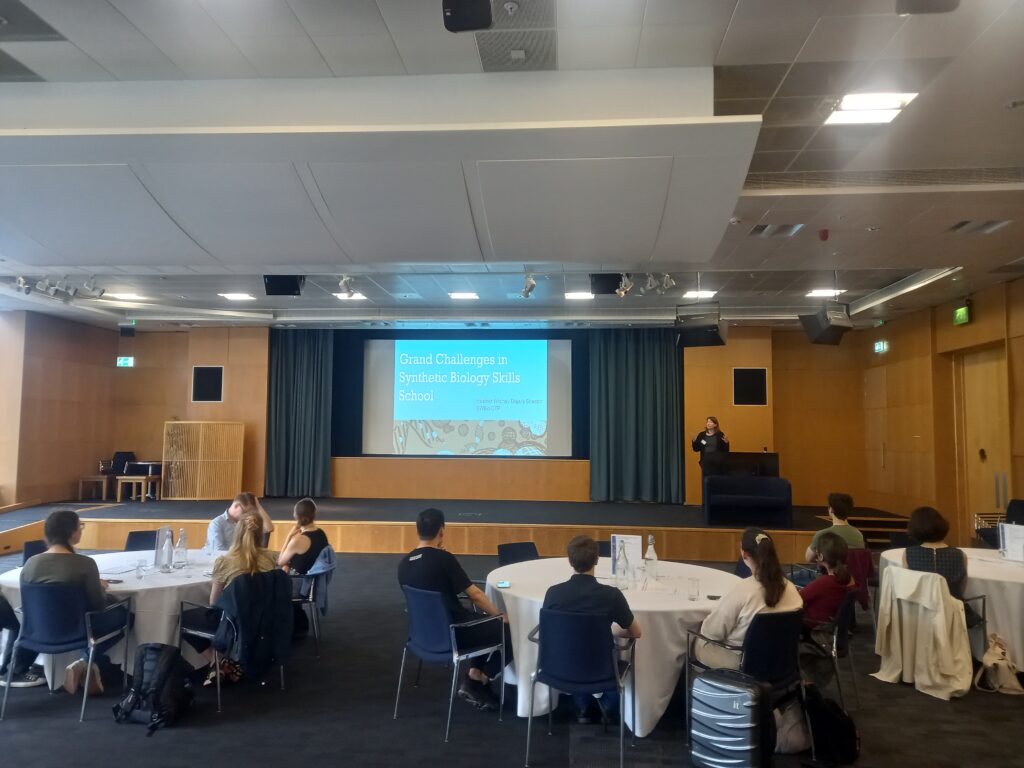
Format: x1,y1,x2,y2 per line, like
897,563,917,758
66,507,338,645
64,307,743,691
0,497,908,564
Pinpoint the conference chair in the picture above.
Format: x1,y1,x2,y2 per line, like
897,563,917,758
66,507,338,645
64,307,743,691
598,540,612,558
124,530,158,552
802,591,861,710
394,585,506,743
498,542,540,567
1,583,130,722
21,539,46,565
845,547,877,633
686,610,813,760
524,609,636,768
290,555,337,658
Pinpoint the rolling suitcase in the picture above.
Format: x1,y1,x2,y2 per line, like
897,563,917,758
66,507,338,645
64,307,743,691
690,668,774,768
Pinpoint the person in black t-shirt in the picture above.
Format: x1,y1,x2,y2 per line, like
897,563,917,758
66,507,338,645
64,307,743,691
542,535,642,724
397,508,513,711
692,415,729,477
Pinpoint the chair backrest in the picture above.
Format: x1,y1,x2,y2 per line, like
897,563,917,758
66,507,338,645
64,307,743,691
1007,499,1024,526
21,539,46,565
124,530,158,552
889,531,913,549
597,540,611,558
833,590,860,655
497,541,539,566
109,451,136,475
740,610,803,689
537,609,616,689
18,582,89,653
845,548,874,609
401,585,454,657
734,556,752,578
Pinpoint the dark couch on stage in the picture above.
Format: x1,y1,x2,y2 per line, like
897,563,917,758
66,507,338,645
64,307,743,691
702,475,793,528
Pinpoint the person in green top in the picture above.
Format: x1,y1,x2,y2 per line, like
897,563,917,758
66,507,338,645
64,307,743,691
804,492,865,563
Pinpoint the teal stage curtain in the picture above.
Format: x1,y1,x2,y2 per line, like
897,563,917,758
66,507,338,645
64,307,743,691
589,329,683,504
266,329,334,497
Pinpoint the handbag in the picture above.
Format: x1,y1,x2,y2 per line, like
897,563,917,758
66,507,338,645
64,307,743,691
974,633,1024,695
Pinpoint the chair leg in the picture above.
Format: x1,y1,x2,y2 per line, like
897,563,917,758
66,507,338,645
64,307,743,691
832,654,845,711
847,650,861,710
444,659,460,743
684,656,691,746
0,649,15,720
619,691,625,768
547,697,553,737
122,630,130,693
214,651,222,714
800,683,816,763
310,605,321,658
525,676,537,767
498,642,506,722
630,660,637,747
279,665,285,691
413,658,423,688
393,647,407,720
80,647,96,722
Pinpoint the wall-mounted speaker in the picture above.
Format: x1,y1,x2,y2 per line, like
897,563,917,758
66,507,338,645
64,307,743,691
443,0,492,32
799,302,853,345
263,275,305,296
192,366,224,402
675,307,727,347
589,273,621,295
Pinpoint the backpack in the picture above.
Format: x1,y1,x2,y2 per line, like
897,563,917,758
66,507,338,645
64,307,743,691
803,683,860,764
112,643,194,735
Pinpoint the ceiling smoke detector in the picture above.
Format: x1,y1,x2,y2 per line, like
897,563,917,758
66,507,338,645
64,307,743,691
503,1,519,15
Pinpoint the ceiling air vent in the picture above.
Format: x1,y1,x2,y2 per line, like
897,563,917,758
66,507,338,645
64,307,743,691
749,224,805,238
948,220,1012,235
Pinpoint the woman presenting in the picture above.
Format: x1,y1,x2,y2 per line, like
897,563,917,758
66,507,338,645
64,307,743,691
692,416,728,476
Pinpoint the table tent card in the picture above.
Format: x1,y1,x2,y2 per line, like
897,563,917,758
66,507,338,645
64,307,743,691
999,523,1024,562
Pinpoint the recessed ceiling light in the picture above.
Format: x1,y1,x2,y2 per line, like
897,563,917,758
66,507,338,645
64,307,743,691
807,289,846,298
825,92,917,125
565,292,594,300
218,293,256,301
449,292,479,300
684,290,717,299
334,292,367,300
107,293,146,301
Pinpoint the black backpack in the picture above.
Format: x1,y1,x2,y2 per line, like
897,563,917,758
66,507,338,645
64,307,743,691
112,643,193,735
803,683,860,765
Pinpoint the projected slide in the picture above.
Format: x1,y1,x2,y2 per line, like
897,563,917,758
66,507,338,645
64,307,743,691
362,339,572,457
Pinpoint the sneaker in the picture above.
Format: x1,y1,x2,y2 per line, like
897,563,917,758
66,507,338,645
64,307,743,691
0,667,46,688
457,679,498,711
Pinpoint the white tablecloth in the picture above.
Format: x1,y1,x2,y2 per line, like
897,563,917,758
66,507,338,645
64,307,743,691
880,548,1024,667
486,558,739,738
0,550,214,682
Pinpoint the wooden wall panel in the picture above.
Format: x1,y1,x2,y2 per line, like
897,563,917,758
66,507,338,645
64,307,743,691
771,330,865,506
683,327,774,505
331,457,590,501
0,520,44,559
0,312,26,507
935,283,1007,354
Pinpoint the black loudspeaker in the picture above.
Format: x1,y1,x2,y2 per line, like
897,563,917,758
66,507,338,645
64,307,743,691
589,273,622,295
799,302,853,345
443,0,492,32
734,368,768,406
192,366,224,402
119,327,135,338
675,310,727,347
263,275,305,296
896,0,959,14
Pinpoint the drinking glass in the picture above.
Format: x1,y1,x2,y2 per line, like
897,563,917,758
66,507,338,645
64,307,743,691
687,577,700,601
136,559,147,580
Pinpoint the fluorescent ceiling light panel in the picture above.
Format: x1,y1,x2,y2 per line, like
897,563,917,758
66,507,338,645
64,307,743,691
825,92,917,125
825,109,901,124
334,292,367,300
448,292,479,300
565,292,595,300
218,293,256,301
807,289,846,298
684,290,717,299
107,293,145,300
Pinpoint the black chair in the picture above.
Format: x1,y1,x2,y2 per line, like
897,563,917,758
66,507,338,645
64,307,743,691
393,585,506,742
802,591,861,710
889,531,913,549
598,540,612,558
1,583,130,722
498,542,539,567
525,609,635,768
124,530,157,552
107,451,136,476
21,539,46,565
290,555,337,658
685,610,813,760
734,557,752,578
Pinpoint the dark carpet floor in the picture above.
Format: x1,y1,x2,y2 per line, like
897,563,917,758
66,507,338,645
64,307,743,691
1,553,1021,768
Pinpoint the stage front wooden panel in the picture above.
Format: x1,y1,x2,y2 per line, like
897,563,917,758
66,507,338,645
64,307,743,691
162,421,244,500
0,520,45,559
331,457,590,502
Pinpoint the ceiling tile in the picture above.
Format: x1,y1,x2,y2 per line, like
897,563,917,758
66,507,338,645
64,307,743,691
716,18,815,65
196,0,307,38
375,0,482,74
806,125,883,152
731,0,823,21
557,27,639,70
0,45,40,80
879,0,1013,60
714,98,768,116
287,0,390,36
312,34,406,76
714,64,789,99
755,126,817,152
637,23,723,68
230,35,333,77
796,14,905,63
556,0,644,29
858,57,952,92
643,0,737,26
762,96,832,126
748,152,797,173
0,40,111,80
491,0,555,30
787,149,861,172
776,60,871,98
0,0,62,40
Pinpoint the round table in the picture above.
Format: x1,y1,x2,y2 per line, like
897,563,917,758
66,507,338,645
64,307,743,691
880,547,1024,665
0,550,215,683
486,558,739,738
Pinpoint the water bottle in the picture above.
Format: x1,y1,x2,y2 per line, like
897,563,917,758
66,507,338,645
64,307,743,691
173,528,188,569
644,534,659,580
160,530,173,573
615,540,630,590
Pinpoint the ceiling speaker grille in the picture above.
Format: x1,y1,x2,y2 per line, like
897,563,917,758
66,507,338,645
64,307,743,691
476,29,556,72
745,167,1024,190
488,0,555,30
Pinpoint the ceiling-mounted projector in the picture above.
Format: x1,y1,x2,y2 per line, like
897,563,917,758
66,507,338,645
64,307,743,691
675,304,727,347
799,301,853,345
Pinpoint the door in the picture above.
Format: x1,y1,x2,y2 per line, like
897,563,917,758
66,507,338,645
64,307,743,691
959,345,1012,539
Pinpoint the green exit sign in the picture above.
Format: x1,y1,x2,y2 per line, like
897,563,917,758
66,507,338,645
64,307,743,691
116,356,135,368
953,305,970,325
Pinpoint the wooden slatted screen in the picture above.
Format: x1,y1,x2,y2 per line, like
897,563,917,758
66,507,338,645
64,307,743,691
162,421,244,500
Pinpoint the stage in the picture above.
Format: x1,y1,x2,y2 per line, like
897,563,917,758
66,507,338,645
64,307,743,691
0,497,906,564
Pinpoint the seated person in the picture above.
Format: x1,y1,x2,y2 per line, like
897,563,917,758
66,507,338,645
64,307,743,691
903,506,981,627
277,498,328,575
20,510,125,693
798,532,855,628
542,535,642,724
205,492,274,553
697,528,802,669
397,508,512,712
0,594,44,688
793,492,865,586
183,512,277,681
